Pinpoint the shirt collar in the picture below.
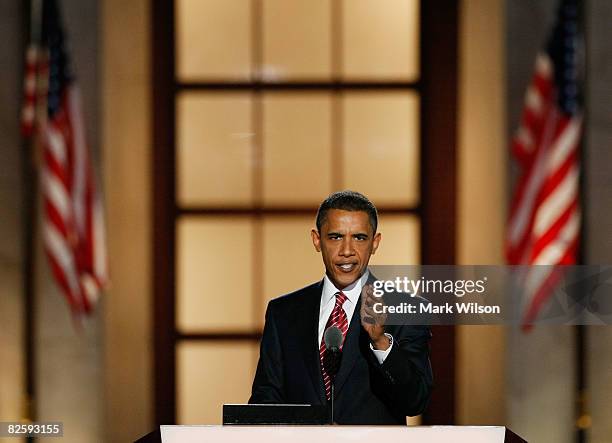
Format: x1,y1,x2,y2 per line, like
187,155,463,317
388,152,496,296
322,269,370,306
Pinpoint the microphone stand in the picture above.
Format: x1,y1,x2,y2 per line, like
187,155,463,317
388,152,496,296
327,349,341,425
330,382,335,425
323,326,343,425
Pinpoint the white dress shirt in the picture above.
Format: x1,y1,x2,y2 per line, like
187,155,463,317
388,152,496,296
318,270,393,364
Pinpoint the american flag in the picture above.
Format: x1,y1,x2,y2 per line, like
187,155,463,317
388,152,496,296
506,0,582,326
22,0,108,316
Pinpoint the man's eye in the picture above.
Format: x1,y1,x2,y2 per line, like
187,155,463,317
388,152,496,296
355,236,367,241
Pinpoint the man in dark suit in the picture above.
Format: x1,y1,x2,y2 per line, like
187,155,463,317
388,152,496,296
249,190,432,424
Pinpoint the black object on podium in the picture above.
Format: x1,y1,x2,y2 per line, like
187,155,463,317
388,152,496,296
223,404,329,425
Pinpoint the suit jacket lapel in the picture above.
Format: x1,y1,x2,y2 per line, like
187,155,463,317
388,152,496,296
297,280,327,403
332,294,362,396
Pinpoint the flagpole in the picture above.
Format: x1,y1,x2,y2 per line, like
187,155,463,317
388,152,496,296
30,0,42,44
21,0,43,440
574,0,589,441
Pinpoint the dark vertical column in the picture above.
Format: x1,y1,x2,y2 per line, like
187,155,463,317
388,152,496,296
420,0,459,425
574,325,587,443
330,0,343,192
583,0,612,437
252,0,265,323
21,1,37,442
152,0,177,426
575,0,588,441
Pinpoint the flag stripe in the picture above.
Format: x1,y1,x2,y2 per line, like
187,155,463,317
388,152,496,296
530,197,579,261
533,164,579,237
46,124,68,165
538,148,578,206
43,223,81,299
533,209,580,265
547,116,581,172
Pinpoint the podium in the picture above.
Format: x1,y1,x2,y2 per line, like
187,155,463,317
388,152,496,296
136,425,527,443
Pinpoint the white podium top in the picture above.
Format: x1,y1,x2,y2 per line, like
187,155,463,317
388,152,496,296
160,425,508,443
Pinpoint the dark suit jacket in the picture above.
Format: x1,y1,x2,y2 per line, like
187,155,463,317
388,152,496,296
249,276,433,424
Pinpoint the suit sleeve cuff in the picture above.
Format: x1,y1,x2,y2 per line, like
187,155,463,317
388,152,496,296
369,333,394,364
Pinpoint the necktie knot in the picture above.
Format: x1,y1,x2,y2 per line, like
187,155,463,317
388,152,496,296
335,291,347,307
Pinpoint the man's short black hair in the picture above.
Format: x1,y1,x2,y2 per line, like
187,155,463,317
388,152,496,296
316,190,378,233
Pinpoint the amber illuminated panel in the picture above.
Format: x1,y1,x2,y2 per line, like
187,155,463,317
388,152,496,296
176,217,255,332
175,0,252,81
369,214,420,265
261,216,324,323
407,415,422,426
176,93,253,206
342,0,419,80
261,0,332,80
176,341,258,424
262,93,332,205
342,92,420,206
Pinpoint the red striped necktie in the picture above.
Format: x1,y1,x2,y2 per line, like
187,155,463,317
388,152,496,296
319,291,349,400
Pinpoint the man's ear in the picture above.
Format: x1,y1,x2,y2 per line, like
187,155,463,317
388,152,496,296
371,232,382,254
311,229,322,252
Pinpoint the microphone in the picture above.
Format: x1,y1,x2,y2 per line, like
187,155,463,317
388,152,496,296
323,326,343,378
324,326,343,354
323,326,344,425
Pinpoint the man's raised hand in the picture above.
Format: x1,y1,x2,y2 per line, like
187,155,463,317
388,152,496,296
360,284,390,351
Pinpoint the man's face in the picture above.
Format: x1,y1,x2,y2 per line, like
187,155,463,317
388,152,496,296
311,209,381,289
